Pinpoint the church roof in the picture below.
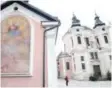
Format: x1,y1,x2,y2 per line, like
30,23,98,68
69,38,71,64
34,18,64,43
71,14,81,27
93,13,105,29
83,26,92,30
57,52,71,59
1,1,58,21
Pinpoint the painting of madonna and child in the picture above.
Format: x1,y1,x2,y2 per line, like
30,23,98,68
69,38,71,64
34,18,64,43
1,15,31,76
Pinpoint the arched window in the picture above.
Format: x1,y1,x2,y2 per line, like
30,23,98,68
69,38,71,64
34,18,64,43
85,37,90,46
77,36,81,44
104,35,108,43
71,37,74,47
66,62,70,70
81,63,86,70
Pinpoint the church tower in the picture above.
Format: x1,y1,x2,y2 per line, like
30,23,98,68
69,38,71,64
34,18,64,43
93,13,111,77
71,14,81,27
93,13,111,49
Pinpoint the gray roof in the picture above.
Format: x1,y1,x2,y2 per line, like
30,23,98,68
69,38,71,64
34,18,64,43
57,52,71,59
71,14,81,27
1,1,59,21
93,14,105,29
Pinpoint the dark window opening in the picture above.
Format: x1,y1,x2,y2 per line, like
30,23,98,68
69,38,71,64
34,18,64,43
71,37,74,47
76,29,79,31
90,52,94,59
104,36,108,43
90,52,98,59
57,61,59,65
95,52,98,59
82,63,86,70
66,62,70,70
93,65,101,76
96,37,100,45
109,55,112,60
77,36,81,44
85,37,90,46
81,56,84,61
14,7,18,11
102,28,105,31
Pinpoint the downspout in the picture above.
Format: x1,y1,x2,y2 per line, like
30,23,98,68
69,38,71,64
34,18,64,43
41,20,61,87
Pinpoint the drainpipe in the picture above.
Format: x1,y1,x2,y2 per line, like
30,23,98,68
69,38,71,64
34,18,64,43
41,20,61,87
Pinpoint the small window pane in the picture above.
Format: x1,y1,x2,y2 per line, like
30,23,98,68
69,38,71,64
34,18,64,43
81,56,84,61
102,28,105,31
96,37,100,45
85,37,90,46
66,62,70,70
77,29,79,31
109,55,112,60
77,36,81,44
71,37,74,47
82,63,86,70
95,52,98,59
90,52,94,59
104,36,108,43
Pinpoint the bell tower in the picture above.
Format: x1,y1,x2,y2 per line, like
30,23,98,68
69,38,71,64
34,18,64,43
71,13,81,27
93,13,105,29
93,13,111,77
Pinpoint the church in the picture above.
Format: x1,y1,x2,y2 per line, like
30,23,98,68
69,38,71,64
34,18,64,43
57,14,112,80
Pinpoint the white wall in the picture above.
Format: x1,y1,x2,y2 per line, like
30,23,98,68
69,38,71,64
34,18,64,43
46,28,58,87
62,24,112,80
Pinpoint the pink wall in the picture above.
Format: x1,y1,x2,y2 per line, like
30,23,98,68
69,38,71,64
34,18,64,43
66,58,73,78
1,18,46,87
59,57,73,79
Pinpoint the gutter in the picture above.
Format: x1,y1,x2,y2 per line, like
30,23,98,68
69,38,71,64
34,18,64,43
41,20,61,87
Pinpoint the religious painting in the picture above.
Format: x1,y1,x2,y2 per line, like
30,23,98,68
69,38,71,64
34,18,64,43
1,15,31,76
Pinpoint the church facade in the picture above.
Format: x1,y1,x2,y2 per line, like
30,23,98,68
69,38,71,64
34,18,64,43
57,14,112,80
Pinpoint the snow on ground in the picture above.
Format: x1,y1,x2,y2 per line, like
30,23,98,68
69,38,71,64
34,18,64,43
58,79,112,88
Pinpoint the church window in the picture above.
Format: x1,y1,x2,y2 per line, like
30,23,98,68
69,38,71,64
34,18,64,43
14,7,18,11
94,52,98,59
85,37,90,46
82,63,86,70
71,37,74,47
66,62,70,70
77,36,81,44
96,37,100,45
104,36,108,43
102,28,105,31
109,55,112,60
81,56,84,61
76,29,79,31
90,52,94,59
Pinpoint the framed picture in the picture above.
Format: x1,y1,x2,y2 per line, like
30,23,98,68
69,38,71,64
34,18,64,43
1,15,32,76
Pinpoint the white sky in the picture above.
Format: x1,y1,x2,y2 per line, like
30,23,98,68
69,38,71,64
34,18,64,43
1,0,112,56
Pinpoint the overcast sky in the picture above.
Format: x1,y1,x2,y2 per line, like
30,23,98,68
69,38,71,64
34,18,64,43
1,0,112,56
